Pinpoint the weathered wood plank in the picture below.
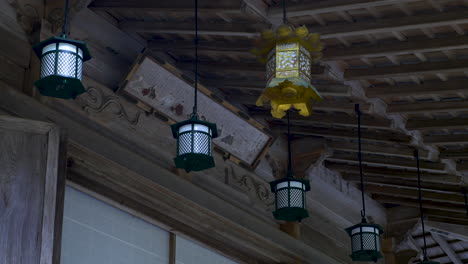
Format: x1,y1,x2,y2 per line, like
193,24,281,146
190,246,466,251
366,80,468,98
0,115,65,264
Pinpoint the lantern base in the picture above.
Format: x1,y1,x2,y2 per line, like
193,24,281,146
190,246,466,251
350,250,383,262
174,153,215,173
34,75,85,99
272,207,309,222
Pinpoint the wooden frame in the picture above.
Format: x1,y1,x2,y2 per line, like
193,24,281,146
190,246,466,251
0,115,66,264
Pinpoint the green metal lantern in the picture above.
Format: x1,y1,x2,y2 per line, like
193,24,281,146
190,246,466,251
171,116,218,172
270,177,310,222
345,221,383,262
32,36,91,99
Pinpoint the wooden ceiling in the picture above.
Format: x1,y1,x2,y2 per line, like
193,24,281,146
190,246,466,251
89,0,468,261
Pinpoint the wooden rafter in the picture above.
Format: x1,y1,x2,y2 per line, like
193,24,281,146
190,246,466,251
372,194,467,213
327,151,446,173
255,111,392,129
365,185,466,205
387,100,468,114
324,35,468,61
89,0,248,13
345,59,468,80
366,79,468,98
267,0,419,18
325,162,461,184
407,117,468,130
327,141,427,158
430,233,463,264
424,134,468,145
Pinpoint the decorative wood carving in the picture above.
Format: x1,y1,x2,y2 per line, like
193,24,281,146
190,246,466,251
79,86,143,125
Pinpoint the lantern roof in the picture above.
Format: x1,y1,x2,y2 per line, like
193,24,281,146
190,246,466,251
269,177,310,193
33,36,92,61
251,24,323,63
171,116,218,139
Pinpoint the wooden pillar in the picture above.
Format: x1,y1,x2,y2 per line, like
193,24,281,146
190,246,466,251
382,237,397,264
280,222,303,264
0,115,66,264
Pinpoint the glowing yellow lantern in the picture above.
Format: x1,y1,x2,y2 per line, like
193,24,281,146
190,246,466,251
252,25,323,119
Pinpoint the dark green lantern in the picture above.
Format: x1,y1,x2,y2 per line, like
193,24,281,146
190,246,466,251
345,104,384,262
32,0,91,99
171,116,218,172
269,111,310,222
172,0,218,173
345,221,383,262
270,177,310,222
33,36,91,99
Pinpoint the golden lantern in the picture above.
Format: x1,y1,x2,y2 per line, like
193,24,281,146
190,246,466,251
252,25,323,119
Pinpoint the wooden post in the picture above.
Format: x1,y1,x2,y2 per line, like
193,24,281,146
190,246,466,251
0,115,66,264
382,237,397,264
280,222,302,264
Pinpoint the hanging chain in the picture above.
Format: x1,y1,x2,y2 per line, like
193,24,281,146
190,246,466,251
62,0,70,36
287,110,293,178
415,149,428,259
356,104,366,221
282,0,287,24
463,188,468,216
192,0,199,117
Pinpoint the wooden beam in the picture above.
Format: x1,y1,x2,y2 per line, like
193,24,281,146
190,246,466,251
203,78,351,97
342,173,461,193
456,160,468,171
325,162,461,184
430,233,463,264
388,100,468,114
89,0,247,13
366,79,468,98
315,9,468,39
407,117,468,130
424,134,468,145
267,0,419,18
327,141,427,158
256,111,391,129
439,148,468,159
119,20,265,37
148,39,252,55
324,35,468,61
327,151,446,173
176,60,326,75
365,185,466,205
293,128,411,143
426,221,468,242
345,59,468,80
424,209,468,223
372,194,467,213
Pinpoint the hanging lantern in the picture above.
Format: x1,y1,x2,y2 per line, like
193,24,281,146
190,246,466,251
270,177,310,222
345,104,384,262
171,116,218,172
171,0,218,172
33,36,91,99
252,24,323,119
345,221,383,262
269,111,310,222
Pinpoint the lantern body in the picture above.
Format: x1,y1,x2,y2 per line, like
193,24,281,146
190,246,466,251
171,117,218,172
33,36,91,99
252,25,323,118
269,177,310,222
345,222,384,262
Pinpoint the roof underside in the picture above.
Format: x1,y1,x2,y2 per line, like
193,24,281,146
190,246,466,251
88,0,468,262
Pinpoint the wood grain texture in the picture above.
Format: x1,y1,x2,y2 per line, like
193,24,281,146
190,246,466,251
0,115,65,264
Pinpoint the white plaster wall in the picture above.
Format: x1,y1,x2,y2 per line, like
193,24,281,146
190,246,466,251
60,186,170,264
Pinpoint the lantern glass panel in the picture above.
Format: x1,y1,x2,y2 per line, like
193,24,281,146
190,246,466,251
275,180,306,209
40,42,84,80
177,123,212,155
